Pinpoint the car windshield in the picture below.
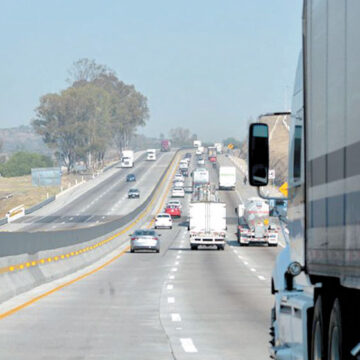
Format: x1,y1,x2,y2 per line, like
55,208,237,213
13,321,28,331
157,214,170,218
134,230,155,236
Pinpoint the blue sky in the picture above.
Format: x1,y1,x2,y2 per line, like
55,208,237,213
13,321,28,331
0,0,302,141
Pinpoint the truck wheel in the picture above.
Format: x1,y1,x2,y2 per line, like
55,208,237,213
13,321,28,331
328,298,343,360
218,245,225,251
191,244,198,250
311,296,328,360
269,243,278,247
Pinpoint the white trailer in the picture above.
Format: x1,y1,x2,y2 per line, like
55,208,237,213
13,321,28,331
146,149,156,161
189,202,226,250
248,2,360,358
214,142,223,154
192,167,209,190
236,197,278,246
121,150,134,168
219,166,236,190
193,140,202,148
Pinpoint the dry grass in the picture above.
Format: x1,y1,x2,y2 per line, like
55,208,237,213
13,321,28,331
0,173,84,218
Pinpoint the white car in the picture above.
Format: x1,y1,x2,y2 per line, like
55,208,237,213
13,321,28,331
174,173,184,182
197,158,205,165
167,200,182,209
172,187,185,198
154,213,173,229
173,180,184,188
195,149,202,155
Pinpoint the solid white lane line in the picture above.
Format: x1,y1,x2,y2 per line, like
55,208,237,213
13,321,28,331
180,338,198,353
167,284,174,290
168,297,175,304
258,275,266,281
250,268,256,272
171,267,178,272
171,313,181,322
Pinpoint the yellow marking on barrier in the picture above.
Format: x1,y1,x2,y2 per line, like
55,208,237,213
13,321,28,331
0,152,181,276
0,246,130,320
8,209,24,218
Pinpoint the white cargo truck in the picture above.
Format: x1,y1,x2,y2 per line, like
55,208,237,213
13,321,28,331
192,167,209,191
146,149,156,161
248,2,360,358
193,140,202,148
236,197,278,246
121,150,134,168
219,166,236,190
214,142,223,154
189,202,226,250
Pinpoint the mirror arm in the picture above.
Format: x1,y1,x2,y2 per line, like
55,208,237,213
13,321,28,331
256,186,290,201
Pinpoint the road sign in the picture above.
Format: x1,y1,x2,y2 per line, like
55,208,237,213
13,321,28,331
269,169,275,180
227,143,234,149
279,182,288,197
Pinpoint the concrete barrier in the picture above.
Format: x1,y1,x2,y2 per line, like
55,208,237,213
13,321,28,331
25,196,56,215
0,150,181,304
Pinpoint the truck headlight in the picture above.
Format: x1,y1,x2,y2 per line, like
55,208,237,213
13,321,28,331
287,261,302,276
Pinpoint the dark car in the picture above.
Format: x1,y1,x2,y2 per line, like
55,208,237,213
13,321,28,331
185,153,192,159
126,174,136,182
128,188,140,198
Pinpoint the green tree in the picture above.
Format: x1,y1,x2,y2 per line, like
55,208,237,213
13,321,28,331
0,152,53,177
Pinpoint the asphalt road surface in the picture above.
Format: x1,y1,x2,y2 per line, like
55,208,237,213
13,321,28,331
3,151,174,232
0,152,282,359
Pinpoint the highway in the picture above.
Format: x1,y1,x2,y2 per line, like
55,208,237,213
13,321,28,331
2,151,175,232
0,151,281,359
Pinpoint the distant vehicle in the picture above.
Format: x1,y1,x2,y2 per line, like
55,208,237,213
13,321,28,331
128,188,140,199
179,159,189,170
126,174,136,182
235,197,278,246
184,152,192,159
160,139,171,152
189,201,226,250
173,180,184,188
130,229,160,253
197,157,205,165
146,149,156,161
219,166,236,190
214,143,223,154
207,146,217,161
180,168,189,177
195,149,202,155
171,187,185,198
154,213,172,229
174,173,184,182
121,150,134,168
192,168,209,190
167,199,182,209
165,204,181,218
193,140,201,148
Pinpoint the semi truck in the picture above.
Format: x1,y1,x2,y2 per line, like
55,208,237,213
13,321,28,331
189,186,226,251
214,142,223,154
146,149,156,161
121,150,134,168
248,1,360,358
218,166,236,190
236,197,278,246
191,167,209,191
160,140,171,152
193,140,202,148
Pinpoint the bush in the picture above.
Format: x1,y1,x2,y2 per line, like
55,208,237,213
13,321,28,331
0,152,53,177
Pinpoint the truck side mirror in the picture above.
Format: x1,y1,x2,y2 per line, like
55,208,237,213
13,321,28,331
248,123,269,186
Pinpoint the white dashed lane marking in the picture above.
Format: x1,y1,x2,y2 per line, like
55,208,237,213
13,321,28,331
180,338,198,353
171,313,181,322
167,284,174,290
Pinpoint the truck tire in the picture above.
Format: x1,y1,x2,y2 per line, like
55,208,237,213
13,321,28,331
191,244,198,250
311,295,328,360
218,245,225,251
327,298,343,360
269,243,278,247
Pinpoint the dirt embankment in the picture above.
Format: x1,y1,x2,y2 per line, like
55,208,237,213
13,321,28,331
239,114,290,186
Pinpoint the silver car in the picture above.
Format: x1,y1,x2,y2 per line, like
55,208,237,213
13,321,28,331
130,229,161,253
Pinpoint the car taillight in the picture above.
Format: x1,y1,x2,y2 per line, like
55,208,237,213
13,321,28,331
131,237,136,241
154,237,158,241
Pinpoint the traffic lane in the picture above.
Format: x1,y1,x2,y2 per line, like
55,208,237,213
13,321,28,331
0,219,186,359
161,205,274,359
18,152,172,231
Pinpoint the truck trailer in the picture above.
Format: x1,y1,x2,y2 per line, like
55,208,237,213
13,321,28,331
121,150,134,168
219,166,236,190
248,1,360,358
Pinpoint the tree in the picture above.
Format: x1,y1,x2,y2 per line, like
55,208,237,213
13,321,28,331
67,58,114,84
169,127,195,146
222,137,242,149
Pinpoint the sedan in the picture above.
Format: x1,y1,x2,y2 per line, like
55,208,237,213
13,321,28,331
126,173,136,182
155,213,173,229
128,188,140,198
171,187,185,198
197,158,205,165
130,229,161,253
173,180,184,188
174,173,185,182
167,200,182,209
165,205,181,218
